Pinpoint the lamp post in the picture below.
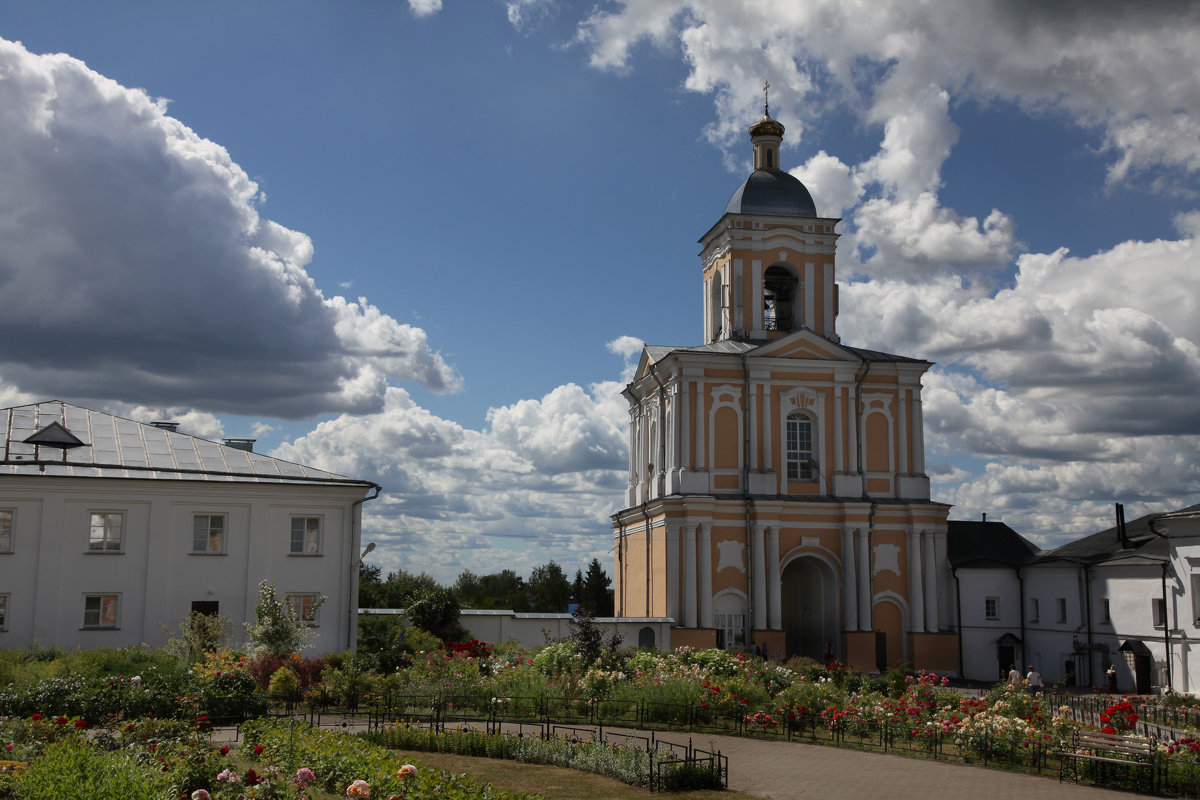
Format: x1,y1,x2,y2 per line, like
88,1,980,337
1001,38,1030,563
348,542,376,651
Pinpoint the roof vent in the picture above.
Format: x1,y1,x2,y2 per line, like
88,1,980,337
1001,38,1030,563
223,438,255,453
150,421,180,432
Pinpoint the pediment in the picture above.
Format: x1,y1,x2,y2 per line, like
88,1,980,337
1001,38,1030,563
751,329,856,362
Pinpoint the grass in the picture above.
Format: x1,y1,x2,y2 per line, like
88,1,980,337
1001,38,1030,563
392,750,750,800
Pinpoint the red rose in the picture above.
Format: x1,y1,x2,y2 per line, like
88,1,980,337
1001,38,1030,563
253,744,264,755
74,720,87,729
220,745,230,755
30,713,41,721
55,717,68,725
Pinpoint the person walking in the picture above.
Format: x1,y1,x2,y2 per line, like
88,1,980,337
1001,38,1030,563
1007,664,1022,687
1026,664,1043,695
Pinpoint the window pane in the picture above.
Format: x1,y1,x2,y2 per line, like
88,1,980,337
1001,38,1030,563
291,517,320,554
194,515,225,552
84,596,100,626
0,595,7,628
89,513,122,551
0,510,11,551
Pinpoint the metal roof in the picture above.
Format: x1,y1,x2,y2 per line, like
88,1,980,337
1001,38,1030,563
0,400,374,488
724,169,818,218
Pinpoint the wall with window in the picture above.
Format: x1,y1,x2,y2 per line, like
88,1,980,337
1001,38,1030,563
0,475,367,654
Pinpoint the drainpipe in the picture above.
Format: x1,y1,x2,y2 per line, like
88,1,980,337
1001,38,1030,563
1148,517,1173,693
953,567,964,677
1017,567,1026,671
347,483,382,651
741,352,754,650
1084,564,1095,688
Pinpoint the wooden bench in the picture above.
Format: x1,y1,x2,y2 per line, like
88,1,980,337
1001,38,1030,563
1060,729,1158,792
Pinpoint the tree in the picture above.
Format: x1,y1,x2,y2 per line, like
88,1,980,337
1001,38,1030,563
579,558,614,616
244,580,323,656
404,585,466,642
527,560,571,612
358,562,385,608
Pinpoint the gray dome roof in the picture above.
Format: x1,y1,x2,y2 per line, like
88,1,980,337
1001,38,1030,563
724,169,817,217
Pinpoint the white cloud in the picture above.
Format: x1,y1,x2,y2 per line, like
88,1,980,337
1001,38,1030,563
408,0,443,18
271,368,630,583
0,39,458,419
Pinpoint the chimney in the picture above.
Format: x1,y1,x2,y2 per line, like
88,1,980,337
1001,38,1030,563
223,438,255,453
150,421,180,432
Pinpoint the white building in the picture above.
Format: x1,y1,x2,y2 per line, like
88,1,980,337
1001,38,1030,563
0,401,379,654
951,505,1200,693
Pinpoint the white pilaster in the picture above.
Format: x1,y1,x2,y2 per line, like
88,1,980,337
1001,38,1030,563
752,525,767,629
683,525,698,628
847,393,859,473
923,530,940,631
699,522,713,627
907,528,925,633
856,528,871,631
833,385,844,474
841,527,857,631
667,525,680,624
766,526,781,629
912,396,925,474
898,388,909,476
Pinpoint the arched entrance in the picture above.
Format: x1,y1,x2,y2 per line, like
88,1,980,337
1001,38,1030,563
780,555,839,660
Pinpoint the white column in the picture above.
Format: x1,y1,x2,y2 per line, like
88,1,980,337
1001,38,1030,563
907,528,925,633
699,522,713,628
667,525,680,625
748,382,759,472
752,525,767,630
695,386,706,470
683,525,698,628
833,385,844,474
856,529,871,631
923,531,940,631
898,389,909,476
762,385,773,475
912,396,925,474
841,527,857,631
681,381,691,470
766,526,781,629
847,393,859,473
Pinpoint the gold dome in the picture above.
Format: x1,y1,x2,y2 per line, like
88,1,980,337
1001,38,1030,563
749,114,785,138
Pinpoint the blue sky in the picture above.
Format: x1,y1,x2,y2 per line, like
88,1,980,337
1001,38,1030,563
1,1,1198,584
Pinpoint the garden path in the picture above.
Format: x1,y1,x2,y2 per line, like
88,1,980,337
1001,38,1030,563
212,719,1136,799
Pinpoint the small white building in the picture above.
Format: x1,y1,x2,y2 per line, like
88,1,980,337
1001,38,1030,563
0,401,379,654
952,505,1200,694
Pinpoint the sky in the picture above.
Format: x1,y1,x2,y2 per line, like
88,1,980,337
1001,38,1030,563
1,0,1199,585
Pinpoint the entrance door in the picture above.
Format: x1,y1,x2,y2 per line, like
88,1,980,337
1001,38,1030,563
998,645,1015,682
1134,654,1153,694
780,556,839,659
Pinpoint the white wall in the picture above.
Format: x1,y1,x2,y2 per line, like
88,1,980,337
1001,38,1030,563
0,475,368,654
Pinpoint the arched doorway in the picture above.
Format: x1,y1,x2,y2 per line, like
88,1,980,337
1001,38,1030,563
780,555,839,660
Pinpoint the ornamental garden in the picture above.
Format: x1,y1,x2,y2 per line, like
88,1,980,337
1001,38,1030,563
3,588,1200,798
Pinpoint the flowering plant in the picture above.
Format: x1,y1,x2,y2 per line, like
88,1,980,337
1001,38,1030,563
346,778,372,798
1100,701,1139,734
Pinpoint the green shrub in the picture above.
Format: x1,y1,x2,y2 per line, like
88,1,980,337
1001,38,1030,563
15,736,177,800
268,666,303,700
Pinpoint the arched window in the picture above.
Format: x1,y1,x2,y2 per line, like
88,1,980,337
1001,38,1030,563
638,626,656,649
763,265,798,331
786,411,815,481
765,147,774,168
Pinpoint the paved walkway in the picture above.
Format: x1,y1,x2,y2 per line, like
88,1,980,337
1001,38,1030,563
217,718,1142,799
693,730,1137,799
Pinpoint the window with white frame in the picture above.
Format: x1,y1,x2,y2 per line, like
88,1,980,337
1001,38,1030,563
1030,598,1039,623
985,597,999,620
286,593,322,626
1153,597,1167,628
1191,574,1200,625
0,594,8,630
785,411,815,481
0,510,12,552
1056,597,1067,624
714,612,746,650
192,514,226,554
82,594,119,629
88,512,123,552
1102,598,1111,623
290,517,322,555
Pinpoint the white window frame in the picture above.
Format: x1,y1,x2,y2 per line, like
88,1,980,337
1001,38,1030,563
785,411,816,481
290,516,322,555
191,514,227,554
82,594,120,629
0,594,8,631
1029,598,1039,623
1191,574,1200,625
0,509,12,553
88,512,124,553
1102,598,1111,624
1056,597,1067,624
286,593,321,626
985,597,999,620
1153,597,1167,629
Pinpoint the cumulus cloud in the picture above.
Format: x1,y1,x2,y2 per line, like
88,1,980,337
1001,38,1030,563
0,39,458,419
408,0,443,18
571,1,1200,544
271,376,629,583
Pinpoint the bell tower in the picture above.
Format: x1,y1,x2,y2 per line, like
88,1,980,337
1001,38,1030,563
700,89,840,344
